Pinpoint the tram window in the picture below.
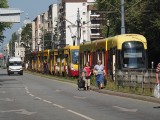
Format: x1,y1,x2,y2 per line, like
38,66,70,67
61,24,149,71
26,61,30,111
96,51,100,61
84,53,86,65
88,52,90,63
71,50,79,64
102,51,105,65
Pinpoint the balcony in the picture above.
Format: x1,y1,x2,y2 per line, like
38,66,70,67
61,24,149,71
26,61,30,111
90,24,100,29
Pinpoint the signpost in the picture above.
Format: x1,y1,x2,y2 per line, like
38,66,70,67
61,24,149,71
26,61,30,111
0,8,22,67
0,8,22,23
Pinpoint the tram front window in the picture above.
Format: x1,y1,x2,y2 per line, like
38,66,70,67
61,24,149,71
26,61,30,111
71,50,79,64
122,41,146,69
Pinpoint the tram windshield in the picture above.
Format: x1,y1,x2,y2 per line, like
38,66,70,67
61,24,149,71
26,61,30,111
122,41,146,69
71,50,79,64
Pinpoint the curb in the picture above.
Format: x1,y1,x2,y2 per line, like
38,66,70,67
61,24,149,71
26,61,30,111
90,86,160,104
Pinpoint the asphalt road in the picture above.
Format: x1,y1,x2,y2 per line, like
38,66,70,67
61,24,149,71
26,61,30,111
0,68,160,120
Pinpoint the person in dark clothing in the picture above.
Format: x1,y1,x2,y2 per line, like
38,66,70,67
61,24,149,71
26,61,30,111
43,61,48,74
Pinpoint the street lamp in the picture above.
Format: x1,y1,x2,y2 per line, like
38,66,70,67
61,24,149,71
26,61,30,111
107,20,110,37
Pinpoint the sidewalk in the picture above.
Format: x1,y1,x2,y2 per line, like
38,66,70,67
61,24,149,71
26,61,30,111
90,86,160,104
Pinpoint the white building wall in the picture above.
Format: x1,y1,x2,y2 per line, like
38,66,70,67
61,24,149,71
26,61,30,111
52,4,58,31
65,2,88,46
32,21,36,51
35,15,42,51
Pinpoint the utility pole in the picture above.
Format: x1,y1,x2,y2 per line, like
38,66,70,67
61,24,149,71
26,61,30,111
77,8,81,45
43,19,45,51
121,0,125,34
51,28,54,50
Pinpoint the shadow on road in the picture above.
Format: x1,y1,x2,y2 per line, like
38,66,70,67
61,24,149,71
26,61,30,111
0,73,8,76
0,79,17,82
153,106,160,109
0,78,17,87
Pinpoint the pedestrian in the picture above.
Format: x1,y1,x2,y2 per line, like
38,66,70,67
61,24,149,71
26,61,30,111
156,63,160,84
93,60,106,89
154,63,160,98
25,62,28,70
43,60,48,74
82,62,91,90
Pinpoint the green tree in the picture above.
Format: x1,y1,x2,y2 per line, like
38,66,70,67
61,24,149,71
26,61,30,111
21,24,32,53
9,32,17,57
96,0,160,67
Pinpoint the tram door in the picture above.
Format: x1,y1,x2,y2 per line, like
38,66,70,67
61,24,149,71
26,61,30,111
109,48,116,80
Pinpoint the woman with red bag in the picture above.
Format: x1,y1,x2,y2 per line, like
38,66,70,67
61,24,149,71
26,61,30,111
82,62,91,90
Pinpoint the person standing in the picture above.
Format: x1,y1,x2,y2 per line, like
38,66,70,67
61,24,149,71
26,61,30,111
156,63,160,84
93,60,106,89
43,60,48,74
82,62,91,90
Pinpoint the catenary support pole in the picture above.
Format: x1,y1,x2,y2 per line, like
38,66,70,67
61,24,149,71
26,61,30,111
121,0,125,34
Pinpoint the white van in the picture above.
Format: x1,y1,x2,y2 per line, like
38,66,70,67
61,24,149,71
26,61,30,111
7,57,23,75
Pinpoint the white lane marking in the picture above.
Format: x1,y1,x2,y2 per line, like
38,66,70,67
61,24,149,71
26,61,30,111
67,109,95,120
113,106,138,112
55,89,63,92
29,94,34,97
25,86,94,120
43,100,52,104
25,87,28,91
0,109,36,115
35,97,42,100
73,96,86,99
53,104,65,109
26,91,30,94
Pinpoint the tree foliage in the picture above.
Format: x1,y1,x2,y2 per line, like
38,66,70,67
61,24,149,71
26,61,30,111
21,23,32,50
9,32,17,57
96,0,160,67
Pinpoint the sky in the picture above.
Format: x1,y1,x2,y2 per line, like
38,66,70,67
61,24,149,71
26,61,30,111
2,0,58,49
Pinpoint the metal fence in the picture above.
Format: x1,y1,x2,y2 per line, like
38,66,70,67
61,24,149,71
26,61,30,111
112,69,157,94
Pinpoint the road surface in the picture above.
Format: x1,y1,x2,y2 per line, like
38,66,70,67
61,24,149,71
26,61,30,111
0,68,160,120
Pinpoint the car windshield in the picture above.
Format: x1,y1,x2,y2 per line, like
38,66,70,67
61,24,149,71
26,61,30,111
9,61,22,66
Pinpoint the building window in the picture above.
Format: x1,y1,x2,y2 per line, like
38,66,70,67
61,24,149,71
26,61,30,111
91,29,99,33
83,12,86,15
83,3,86,6
91,10,97,15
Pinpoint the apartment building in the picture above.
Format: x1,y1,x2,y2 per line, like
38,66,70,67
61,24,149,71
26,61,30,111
31,1,106,50
33,15,41,51
32,4,57,51
14,28,25,61
57,0,106,46
87,4,106,41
